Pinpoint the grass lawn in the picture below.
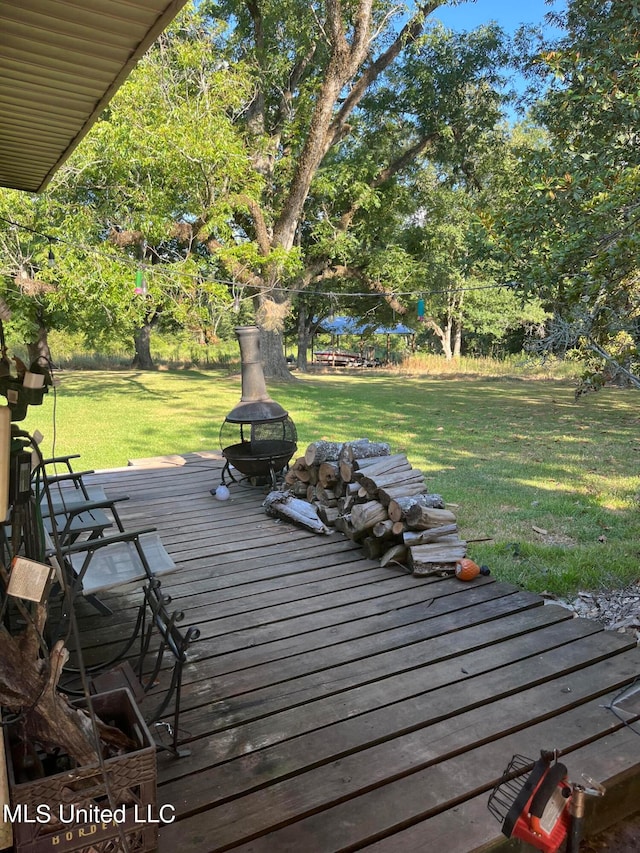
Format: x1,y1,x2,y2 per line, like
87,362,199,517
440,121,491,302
21,366,640,597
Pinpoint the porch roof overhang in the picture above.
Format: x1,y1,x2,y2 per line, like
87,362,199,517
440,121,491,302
0,0,189,193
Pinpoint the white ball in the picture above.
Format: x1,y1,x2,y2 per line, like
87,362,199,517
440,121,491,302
215,484,230,501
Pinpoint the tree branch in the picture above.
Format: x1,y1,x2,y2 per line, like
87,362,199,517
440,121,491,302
272,1,440,251
236,194,273,255
329,1,444,146
340,131,439,231
272,0,375,250
245,0,266,136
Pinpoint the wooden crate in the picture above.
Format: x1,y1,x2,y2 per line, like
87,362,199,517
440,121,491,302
4,689,158,853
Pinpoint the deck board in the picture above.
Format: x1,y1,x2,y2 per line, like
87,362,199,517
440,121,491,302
68,452,640,852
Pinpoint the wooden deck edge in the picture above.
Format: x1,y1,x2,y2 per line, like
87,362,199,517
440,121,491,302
583,768,640,840
127,454,188,468
95,449,224,471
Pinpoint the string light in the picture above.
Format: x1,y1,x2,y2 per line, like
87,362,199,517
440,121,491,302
0,214,517,302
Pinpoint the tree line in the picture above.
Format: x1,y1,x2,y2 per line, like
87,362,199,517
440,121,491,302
0,0,637,391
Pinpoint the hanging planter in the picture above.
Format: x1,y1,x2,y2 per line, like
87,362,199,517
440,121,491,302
0,375,48,421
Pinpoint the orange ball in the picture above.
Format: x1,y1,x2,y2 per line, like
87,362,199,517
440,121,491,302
455,558,482,581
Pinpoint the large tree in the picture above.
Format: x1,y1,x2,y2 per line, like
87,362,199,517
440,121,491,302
398,118,549,360
45,11,258,368
193,0,513,376
503,0,640,390
1,2,512,372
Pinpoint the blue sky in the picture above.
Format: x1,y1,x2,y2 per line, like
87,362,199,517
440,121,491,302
432,0,566,35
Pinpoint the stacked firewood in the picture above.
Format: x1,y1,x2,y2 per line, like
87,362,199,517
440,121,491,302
284,438,467,576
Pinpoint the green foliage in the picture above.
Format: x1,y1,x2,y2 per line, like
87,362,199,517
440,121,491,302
502,0,640,388
0,2,528,370
460,280,548,349
0,3,263,361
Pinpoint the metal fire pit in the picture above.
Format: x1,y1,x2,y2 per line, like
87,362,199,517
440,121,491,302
217,326,297,489
220,419,297,488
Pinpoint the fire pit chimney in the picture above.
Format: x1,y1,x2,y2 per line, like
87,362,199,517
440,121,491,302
226,326,287,423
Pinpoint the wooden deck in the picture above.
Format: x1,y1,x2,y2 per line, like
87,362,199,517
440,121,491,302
71,452,640,853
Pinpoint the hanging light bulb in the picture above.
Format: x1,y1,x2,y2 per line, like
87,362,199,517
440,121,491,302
47,239,56,267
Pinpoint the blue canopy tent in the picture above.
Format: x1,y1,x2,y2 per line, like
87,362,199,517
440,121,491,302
314,317,415,365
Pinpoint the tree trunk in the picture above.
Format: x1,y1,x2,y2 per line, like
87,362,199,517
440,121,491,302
453,289,464,359
453,318,462,359
425,317,453,360
260,327,294,380
132,321,154,370
26,319,52,367
297,302,311,372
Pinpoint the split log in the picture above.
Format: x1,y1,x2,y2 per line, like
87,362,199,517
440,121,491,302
411,564,456,578
317,505,341,526
403,523,458,546
337,493,356,514
353,453,412,476
405,505,457,530
263,490,330,534
380,543,409,568
304,440,344,466
361,536,384,560
378,482,427,506
315,486,337,505
387,493,446,523
338,481,361,504
339,459,355,482
338,439,390,464
350,500,389,534
338,438,391,483
290,457,311,482
372,519,395,538
359,469,425,496
288,480,310,498
409,539,467,575
318,462,339,488
334,513,363,540
372,520,406,542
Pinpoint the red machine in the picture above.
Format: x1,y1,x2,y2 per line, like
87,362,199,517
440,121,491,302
488,751,605,853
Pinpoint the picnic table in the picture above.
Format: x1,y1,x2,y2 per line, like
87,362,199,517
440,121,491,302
314,349,379,367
